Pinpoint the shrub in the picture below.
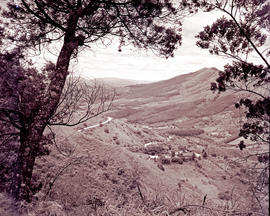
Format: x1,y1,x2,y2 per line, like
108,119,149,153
178,157,184,164
144,144,164,155
171,156,184,164
171,157,179,163
202,150,207,159
160,156,171,164
211,153,217,157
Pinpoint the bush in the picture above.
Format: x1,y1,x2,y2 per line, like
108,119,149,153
202,150,207,159
136,131,141,135
160,156,171,164
144,144,164,155
178,157,184,164
211,153,217,157
171,157,179,163
171,156,184,164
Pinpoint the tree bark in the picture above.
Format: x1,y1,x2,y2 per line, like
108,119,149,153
9,124,44,200
9,11,82,200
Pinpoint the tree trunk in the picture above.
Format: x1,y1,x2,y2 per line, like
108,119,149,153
9,11,82,199
9,124,44,201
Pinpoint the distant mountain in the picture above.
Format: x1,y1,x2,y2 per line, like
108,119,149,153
122,67,220,98
110,67,246,125
96,77,153,88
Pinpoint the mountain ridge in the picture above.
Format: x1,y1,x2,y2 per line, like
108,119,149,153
109,67,240,125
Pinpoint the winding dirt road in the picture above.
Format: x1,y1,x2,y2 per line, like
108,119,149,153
78,117,112,132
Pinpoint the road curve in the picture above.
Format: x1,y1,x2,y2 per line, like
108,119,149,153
78,117,112,132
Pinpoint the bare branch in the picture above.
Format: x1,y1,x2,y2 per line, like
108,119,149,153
48,76,115,127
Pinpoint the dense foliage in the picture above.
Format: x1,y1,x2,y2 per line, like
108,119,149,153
0,50,52,198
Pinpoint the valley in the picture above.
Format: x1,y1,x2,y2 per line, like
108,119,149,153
2,68,267,216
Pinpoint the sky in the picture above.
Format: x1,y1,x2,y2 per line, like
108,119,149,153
74,11,228,81
35,10,229,82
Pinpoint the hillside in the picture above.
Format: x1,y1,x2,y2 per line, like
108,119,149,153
1,68,268,216
110,67,243,127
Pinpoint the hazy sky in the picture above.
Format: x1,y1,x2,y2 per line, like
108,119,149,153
35,11,230,81
74,11,228,81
